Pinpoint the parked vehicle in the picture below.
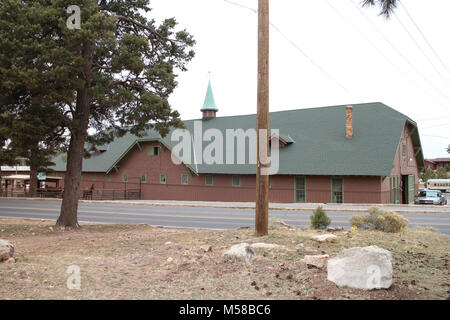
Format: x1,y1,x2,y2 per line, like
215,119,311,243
426,179,450,192
415,189,447,205
418,179,426,192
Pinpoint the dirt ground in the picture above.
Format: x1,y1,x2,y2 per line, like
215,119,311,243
0,218,449,300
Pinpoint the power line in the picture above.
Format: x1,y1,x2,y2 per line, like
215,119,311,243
325,0,450,113
420,122,450,130
222,0,361,101
393,12,450,89
350,0,450,106
267,21,361,101
399,1,450,73
417,115,450,122
422,134,450,140
223,0,255,13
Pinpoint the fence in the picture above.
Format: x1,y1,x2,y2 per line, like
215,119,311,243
82,189,141,200
0,177,142,200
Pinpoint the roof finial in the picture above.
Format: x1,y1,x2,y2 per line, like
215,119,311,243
201,75,218,118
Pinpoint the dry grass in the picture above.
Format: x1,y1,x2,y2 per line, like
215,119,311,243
0,218,449,300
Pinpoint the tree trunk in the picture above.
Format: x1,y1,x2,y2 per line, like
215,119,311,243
56,129,87,228
28,163,38,198
56,41,94,228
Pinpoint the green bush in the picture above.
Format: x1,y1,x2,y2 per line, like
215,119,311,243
350,207,408,233
310,206,331,230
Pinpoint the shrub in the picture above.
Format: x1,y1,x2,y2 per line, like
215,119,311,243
350,207,408,233
349,214,367,229
310,206,331,230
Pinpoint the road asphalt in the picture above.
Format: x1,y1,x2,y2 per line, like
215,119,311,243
0,198,450,234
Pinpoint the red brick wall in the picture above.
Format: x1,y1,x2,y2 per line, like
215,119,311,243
52,141,394,204
381,124,419,203
424,160,436,170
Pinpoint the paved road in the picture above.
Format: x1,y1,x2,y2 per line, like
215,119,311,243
93,195,450,213
1,199,450,234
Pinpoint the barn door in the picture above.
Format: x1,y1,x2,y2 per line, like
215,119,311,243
408,175,415,204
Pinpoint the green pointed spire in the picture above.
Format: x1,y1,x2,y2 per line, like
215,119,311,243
201,80,218,111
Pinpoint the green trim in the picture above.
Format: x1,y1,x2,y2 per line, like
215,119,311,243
389,177,392,203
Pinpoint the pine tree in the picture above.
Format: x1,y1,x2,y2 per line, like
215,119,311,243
0,0,195,227
0,0,70,197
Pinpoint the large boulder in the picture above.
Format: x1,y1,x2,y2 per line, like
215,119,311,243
0,240,14,262
223,243,255,263
327,246,392,290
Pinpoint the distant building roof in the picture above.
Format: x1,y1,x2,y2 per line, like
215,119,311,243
1,174,30,180
50,102,424,176
425,158,450,163
1,166,30,172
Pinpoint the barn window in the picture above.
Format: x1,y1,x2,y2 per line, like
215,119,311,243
148,146,159,156
402,144,407,156
295,177,306,203
123,173,128,182
331,178,344,203
181,174,189,185
141,173,147,183
205,175,214,186
232,175,241,187
160,173,167,184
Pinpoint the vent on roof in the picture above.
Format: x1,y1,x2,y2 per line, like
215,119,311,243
270,133,294,148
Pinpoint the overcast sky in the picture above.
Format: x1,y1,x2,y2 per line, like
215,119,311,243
148,0,450,159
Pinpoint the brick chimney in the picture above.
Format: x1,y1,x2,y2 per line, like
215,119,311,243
346,106,353,139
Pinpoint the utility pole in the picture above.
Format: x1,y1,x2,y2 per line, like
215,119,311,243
255,0,269,236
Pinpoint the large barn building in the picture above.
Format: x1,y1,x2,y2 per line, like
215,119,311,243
50,84,424,204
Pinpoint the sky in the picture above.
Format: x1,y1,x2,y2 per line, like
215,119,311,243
147,0,450,159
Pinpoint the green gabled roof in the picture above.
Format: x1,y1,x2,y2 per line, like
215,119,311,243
200,80,218,111
50,102,424,176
